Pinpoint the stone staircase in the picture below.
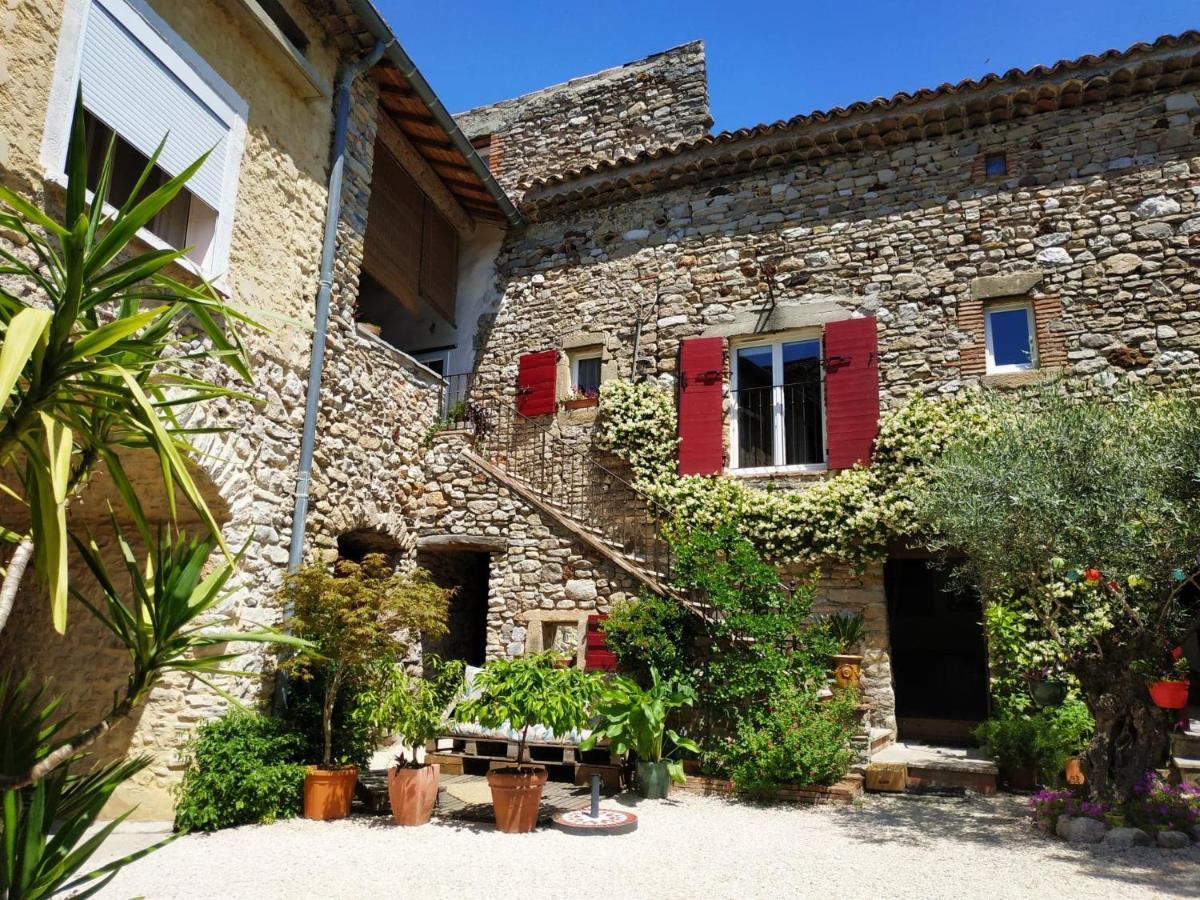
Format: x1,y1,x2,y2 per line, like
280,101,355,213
1170,707,1200,786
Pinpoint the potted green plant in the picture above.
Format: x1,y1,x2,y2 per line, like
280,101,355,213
1139,648,1191,710
364,656,465,826
453,653,598,833
823,611,866,692
280,555,450,820
582,668,700,799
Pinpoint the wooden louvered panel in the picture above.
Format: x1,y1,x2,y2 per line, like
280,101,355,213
362,144,422,313
420,204,458,325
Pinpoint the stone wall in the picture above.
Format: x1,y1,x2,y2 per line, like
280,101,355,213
454,41,711,196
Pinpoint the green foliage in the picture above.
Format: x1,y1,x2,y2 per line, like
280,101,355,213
598,381,990,567
353,656,465,765
981,600,1065,709
1122,772,1200,834
453,653,599,763
582,668,700,782
280,555,451,766
974,698,1094,782
822,611,866,654
715,687,859,795
601,591,700,685
278,665,374,769
173,713,307,833
0,90,257,633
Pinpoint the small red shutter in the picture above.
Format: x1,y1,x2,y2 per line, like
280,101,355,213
677,337,726,476
586,615,618,672
516,349,558,416
824,317,880,469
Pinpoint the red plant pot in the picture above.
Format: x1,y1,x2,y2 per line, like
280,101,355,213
1148,680,1190,709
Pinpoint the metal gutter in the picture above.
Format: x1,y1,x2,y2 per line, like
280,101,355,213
286,38,389,574
342,0,525,228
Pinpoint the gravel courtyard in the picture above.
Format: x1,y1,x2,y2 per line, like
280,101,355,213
91,792,1198,899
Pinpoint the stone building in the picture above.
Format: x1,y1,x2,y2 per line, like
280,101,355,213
422,33,1200,746
0,0,515,816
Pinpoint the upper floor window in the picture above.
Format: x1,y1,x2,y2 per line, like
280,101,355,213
985,300,1038,373
984,152,1008,178
570,350,602,398
43,0,248,282
731,337,823,471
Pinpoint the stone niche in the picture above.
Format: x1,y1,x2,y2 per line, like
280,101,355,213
517,608,590,666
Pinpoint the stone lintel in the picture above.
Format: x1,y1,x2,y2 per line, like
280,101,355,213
416,533,507,554
701,298,852,339
970,270,1043,301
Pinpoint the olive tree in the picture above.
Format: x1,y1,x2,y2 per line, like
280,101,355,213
915,388,1200,802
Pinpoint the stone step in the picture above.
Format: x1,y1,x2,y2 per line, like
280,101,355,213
870,741,998,795
868,727,897,755
1171,755,1200,787
1171,730,1200,759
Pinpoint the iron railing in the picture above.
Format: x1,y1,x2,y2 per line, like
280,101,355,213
437,373,678,596
731,378,824,470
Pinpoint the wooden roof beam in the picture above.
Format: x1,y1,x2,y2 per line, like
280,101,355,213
376,113,475,240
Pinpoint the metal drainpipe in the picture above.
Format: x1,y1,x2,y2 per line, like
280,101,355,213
287,40,389,574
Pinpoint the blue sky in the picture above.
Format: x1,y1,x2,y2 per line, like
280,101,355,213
377,0,1196,132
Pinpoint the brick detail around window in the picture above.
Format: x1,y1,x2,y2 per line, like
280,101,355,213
969,149,1020,184
958,296,1066,375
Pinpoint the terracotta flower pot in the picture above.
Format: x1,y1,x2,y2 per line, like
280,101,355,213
303,765,358,820
1148,679,1190,709
560,397,598,410
831,654,863,692
1064,757,1086,785
387,764,439,826
486,766,547,833
1000,764,1039,791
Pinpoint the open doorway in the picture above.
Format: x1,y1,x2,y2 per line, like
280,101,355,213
885,557,989,744
417,549,489,667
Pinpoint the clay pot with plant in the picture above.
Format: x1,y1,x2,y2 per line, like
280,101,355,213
453,653,598,833
823,611,866,692
280,555,450,820
582,667,699,799
1138,648,1191,710
364,656,465,826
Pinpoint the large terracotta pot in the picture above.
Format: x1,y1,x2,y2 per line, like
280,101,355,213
303,765,358,820
387,764,439,826
1148,680,1190,709
1064,757,1086,786
1000,764,1039,791
831,654,863,692
486,766,547,833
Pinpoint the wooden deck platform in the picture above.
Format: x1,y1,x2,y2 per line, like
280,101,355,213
357,770,610,824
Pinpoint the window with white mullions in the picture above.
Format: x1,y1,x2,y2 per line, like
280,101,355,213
984,300,1038,373
731,338,824,471
570,352,602,397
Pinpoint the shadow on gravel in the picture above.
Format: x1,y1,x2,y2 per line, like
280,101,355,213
830,792,1200,898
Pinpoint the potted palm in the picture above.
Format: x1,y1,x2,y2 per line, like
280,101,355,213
823,611,866,692
280,555,450,820
453,653,598,833
582,668,699,799
373,657,465,826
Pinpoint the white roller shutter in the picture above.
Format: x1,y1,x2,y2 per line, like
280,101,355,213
79,0,229,210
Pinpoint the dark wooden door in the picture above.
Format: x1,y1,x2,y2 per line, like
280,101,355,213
885,558,989,743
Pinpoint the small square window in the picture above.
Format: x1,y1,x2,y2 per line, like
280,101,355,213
984,152,1008,178
985,301,1037,373
570,352,602,397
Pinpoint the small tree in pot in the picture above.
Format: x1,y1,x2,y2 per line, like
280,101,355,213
453,653,598,833
280,555,449,820
365,656,464,826
583,667,699,799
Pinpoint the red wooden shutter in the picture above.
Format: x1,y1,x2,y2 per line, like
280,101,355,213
516,350,558,416
677,337,726,476
824,317,880,469
585,615,618,672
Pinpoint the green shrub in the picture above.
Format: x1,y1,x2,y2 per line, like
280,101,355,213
975,698,1094,783
278,665,375,768
174,713,307,832
717,687,859,795
602,591,700,685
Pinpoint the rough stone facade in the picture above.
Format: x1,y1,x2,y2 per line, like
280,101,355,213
0,0,444,816
455,41,711,194
442,40,1200,733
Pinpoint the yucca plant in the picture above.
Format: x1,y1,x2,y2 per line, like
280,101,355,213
0,88,257,636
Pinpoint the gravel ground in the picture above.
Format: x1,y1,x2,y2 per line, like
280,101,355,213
93,792,1199,900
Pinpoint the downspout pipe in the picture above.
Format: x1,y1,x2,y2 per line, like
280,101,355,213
287,39,389,574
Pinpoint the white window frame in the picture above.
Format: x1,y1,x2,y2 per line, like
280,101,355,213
984,299,1038,374
729,333,827,475
40,0,248,291
569,349,603,395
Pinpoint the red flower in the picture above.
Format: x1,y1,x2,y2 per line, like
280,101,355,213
1084,567,1101,583
1172,646,1184,660
1107,580,1119,592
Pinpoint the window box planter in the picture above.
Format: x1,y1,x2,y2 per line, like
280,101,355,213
560,397,599,411
1148,679,1190,709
